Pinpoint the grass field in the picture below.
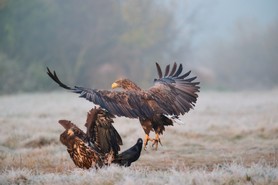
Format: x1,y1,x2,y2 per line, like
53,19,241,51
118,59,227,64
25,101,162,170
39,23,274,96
0,89,278,184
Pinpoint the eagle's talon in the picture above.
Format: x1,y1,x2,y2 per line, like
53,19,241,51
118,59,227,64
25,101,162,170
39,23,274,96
151,138,162,150
144,145,148,151
151,133,163,150
143,134,153,150
159,139,162,146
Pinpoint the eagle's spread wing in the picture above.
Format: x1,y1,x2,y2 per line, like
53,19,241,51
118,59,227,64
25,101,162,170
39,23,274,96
47,68,153,119
147,63,200,116
85,107,123,155
47,62,199,118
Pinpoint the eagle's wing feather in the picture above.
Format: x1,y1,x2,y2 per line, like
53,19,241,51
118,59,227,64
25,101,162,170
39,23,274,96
148,62,200,116
73,87,154,119
48,62,199,119
47,68,153,119
86,107,123,154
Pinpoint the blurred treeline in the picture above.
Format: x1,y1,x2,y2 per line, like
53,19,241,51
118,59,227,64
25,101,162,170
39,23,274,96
0,0,194,94
0,0,277,94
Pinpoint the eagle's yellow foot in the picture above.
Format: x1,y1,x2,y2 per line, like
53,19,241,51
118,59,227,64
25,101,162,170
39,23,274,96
152,133,162,150
144,134,153,150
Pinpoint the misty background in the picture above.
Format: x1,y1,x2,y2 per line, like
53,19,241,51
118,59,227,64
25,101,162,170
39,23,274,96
0,0,277,94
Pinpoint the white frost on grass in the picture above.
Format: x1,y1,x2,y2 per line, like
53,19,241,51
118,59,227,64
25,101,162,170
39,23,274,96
1,90,278,184
1,163,277,185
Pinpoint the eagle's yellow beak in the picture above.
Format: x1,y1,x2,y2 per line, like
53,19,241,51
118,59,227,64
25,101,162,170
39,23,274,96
111,82,119,89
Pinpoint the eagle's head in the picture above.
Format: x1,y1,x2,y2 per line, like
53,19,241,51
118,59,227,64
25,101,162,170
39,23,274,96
111,79,141,91
60,129,74,146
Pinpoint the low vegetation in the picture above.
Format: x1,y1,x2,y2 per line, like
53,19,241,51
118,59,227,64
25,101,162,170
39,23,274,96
0,90,277,184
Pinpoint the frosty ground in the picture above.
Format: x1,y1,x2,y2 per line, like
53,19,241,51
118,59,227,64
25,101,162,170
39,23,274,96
0,89,277,184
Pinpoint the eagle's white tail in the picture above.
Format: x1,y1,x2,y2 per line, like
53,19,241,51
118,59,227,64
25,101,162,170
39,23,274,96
163,114,185,125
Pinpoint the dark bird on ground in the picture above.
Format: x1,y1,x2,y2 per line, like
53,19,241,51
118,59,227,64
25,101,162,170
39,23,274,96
113,138,143,167
47,62,200,150
59,120,103,169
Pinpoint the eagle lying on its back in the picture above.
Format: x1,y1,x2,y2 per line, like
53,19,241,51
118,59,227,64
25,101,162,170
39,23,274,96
48,62,199,150
59,107,143,169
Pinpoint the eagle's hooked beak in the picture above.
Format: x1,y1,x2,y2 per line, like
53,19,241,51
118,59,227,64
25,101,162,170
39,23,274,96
111,82,119,89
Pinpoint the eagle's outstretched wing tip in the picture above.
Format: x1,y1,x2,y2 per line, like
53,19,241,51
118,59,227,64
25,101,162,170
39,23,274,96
155,62,186,79
155,62,200,84
155,62,163,78
149,62,200,115
46,67,73,90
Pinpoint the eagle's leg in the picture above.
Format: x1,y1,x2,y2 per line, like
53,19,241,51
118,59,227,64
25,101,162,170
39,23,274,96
144,134,153,150
140,118,153,150
152,133,162,150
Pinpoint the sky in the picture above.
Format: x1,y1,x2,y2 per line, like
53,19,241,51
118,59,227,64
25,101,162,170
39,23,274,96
182,0,278,47
171,0,278,88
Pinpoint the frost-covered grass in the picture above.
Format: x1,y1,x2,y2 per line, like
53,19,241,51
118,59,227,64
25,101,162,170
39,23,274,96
0,90,278,184
1,163,277,185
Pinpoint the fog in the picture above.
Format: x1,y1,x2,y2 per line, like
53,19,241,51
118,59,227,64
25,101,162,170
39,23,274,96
0,0,277,93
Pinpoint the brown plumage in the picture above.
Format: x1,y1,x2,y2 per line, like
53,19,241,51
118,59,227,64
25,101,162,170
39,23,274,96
59,107,123,169
48,62,200,150
59,120,103,169
85,107,122,155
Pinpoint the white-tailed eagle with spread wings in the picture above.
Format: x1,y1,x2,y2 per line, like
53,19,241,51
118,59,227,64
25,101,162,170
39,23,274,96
47,62,200,150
